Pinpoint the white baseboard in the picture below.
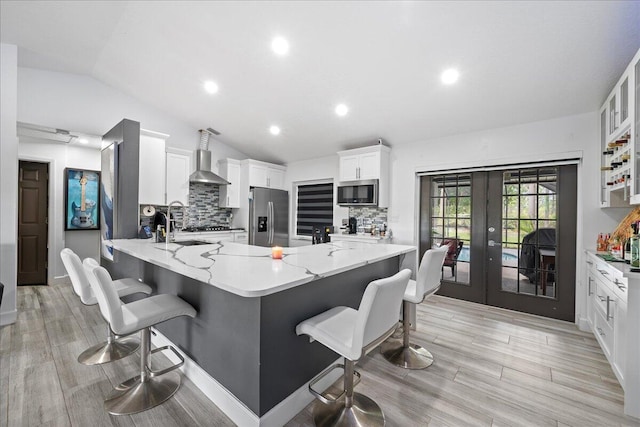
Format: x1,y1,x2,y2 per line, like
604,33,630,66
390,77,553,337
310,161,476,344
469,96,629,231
50,275,69,286
259,358,342,427
0,309,17,326
150,327,259,426
150,327,340,426
577,315,591,332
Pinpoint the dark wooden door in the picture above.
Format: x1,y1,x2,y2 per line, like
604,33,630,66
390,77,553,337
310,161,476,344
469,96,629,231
420,164,577,321
18,161,49,285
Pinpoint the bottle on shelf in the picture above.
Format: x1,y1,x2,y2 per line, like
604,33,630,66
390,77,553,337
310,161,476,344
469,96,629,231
597,233,604,251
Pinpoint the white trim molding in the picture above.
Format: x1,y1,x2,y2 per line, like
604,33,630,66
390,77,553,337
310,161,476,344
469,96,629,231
150,327,340,426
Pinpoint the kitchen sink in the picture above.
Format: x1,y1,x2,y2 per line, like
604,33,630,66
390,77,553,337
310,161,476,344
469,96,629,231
175,240,211,246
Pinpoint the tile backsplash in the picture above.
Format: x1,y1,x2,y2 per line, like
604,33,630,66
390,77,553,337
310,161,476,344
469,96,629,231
139,182,232,228
187,182,232,226
349,206,388,231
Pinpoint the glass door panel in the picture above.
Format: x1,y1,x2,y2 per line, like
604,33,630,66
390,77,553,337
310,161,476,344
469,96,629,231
420,165,577,321
428,173,471,285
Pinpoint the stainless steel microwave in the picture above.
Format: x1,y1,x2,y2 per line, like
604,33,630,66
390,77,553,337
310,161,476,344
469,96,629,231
337,180,378,206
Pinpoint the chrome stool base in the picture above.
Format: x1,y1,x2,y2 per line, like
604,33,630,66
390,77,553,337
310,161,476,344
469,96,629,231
381,339,434,369
104,371,181,415
77,336,139,366
313,392,384,427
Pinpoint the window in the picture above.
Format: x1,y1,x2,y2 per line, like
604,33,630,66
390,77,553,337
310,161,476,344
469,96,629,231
429,173,471,284
295,181,334,237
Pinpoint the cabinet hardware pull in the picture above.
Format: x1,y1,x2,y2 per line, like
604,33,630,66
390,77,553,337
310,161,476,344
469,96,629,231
606,296,613,321
588,277,593,296
616,283,626,291
597,295,606,302
597,269,608,275
586,261,593,265
597,327,605,336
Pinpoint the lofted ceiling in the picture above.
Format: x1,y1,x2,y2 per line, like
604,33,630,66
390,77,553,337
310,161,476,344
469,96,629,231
2,1,640,164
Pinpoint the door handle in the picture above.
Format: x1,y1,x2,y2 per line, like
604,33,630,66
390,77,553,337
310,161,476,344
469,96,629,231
268,201,274,245
588,277,593,296
606,296,613,321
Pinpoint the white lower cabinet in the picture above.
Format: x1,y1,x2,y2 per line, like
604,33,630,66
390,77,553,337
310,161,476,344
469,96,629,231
584,251,637,419
613,298,627,385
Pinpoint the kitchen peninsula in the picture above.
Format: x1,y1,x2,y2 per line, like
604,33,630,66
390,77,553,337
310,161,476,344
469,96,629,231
104,238,415,426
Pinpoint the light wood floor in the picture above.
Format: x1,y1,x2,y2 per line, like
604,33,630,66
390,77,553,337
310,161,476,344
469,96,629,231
2,282,639,427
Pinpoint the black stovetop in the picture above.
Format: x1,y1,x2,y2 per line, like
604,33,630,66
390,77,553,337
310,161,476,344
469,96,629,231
181,226,230,232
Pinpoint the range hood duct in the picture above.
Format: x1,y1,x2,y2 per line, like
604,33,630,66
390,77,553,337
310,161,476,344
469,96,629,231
189,129,230,185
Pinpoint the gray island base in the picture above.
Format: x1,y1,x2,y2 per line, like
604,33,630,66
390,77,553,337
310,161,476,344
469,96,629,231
104,239,415,426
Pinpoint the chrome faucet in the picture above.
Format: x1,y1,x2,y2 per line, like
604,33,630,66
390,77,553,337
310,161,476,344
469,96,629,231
166,200,186,242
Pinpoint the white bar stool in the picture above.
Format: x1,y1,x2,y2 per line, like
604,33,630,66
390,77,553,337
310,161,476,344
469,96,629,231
381,246,448,369
296,269,411,427
60,248,152,365
86,261,197,415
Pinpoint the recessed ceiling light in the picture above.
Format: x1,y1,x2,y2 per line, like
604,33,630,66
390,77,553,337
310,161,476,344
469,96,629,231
269,125,281,135
204,80,219,94
335,104,349,117
271,37,289,55
77,138,88,144
441,68,460,85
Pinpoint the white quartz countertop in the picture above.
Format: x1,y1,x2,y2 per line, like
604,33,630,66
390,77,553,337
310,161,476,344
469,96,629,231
108,238,415,297
585,249,640,279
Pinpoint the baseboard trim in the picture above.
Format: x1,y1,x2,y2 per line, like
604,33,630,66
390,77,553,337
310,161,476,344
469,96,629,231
259,357,342,427
150,327,259,426
0,309,17,326
50,275,69,286
150,327,340,426
577,316,591,332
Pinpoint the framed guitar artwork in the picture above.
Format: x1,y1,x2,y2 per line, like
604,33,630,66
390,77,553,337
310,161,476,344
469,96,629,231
64,168,101,230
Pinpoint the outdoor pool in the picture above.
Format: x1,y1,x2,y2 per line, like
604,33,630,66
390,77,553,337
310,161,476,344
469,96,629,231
457,247,519,266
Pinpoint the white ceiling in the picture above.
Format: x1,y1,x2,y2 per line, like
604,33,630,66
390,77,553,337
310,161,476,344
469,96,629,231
2,1,640,164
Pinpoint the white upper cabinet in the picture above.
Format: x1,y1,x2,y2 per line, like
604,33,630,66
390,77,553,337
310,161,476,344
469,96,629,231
244,159,286,190
268,167,285,190
357,151,381,180
337,145,391,207
165,148,191,205
338,146,386,182
218,159,241,208
599,48,640,206
339,155,360,181
139,130,168,206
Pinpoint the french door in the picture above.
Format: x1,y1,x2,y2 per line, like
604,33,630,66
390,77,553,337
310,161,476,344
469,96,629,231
419,164,577,321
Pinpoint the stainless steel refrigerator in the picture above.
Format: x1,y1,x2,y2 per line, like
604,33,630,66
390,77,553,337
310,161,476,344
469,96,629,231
249,187,289,247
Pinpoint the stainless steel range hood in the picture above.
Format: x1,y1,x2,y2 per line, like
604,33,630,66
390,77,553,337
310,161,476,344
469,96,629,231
189,129,230,185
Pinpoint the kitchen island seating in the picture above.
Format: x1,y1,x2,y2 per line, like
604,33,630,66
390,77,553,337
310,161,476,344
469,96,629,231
381,245,448,369
60,248,152,365
296,269,411,427
85,260,197,415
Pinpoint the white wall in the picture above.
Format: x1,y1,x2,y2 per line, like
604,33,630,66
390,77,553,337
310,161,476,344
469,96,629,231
285,111,630,325
0,43,19,325
17,67,248,166
18,138,102,281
